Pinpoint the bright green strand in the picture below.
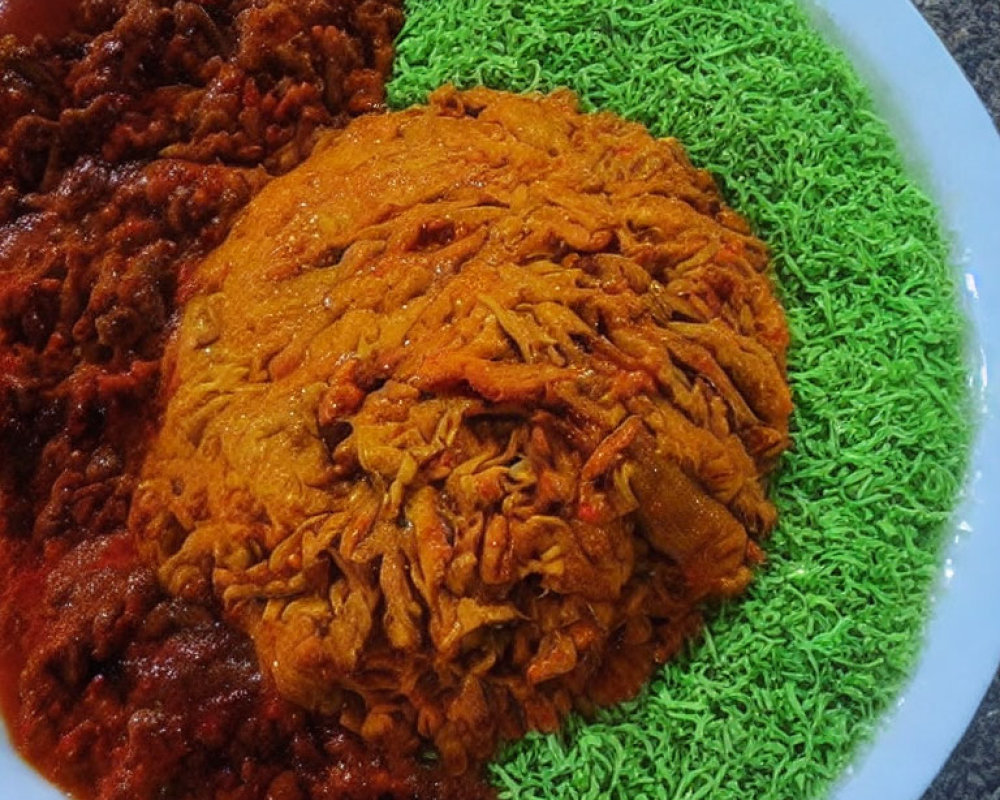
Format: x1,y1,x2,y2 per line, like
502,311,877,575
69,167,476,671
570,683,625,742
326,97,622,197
387,1,973,798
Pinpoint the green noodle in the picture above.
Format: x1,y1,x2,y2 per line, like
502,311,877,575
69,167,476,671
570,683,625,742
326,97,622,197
388,1,973,797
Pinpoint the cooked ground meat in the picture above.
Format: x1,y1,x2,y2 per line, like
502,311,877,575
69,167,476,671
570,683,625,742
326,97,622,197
0,4,500,800
131,87,792,773
1,0,402,535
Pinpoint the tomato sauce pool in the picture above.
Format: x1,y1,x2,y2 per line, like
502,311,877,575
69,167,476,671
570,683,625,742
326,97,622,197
0,0,80,42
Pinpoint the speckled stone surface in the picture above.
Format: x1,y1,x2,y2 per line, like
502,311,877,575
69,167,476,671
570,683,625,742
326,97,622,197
923,668,1000,799
911,2,1000,798
914,0,1000,131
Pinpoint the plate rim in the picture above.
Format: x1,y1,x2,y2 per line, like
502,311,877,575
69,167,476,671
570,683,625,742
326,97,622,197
2,1,999,798
809,1,1000,799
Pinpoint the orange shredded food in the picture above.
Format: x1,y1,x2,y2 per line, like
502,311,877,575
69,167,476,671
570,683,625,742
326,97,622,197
130,86,792,772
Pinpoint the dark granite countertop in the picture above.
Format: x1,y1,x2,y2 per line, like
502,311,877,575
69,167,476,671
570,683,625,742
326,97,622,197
911,2,1000,799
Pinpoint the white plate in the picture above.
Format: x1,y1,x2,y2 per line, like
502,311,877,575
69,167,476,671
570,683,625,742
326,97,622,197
2,1,999,798
814,2,1000,799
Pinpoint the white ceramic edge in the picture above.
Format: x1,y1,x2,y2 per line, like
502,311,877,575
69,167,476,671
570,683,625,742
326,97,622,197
2,2,999,798
808,2,1000,800
0,710,64,793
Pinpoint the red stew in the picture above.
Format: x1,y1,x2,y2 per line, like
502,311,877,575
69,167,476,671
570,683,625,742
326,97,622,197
0,3,493,798
0,0,81,42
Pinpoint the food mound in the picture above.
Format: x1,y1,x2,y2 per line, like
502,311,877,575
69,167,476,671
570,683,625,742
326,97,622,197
131,86,792,770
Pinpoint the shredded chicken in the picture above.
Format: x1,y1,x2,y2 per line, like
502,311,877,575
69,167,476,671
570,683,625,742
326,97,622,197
130,86,792,772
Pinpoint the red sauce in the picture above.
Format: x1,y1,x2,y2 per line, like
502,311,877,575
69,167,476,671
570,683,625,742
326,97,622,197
0,0,81,42
0,3,494,799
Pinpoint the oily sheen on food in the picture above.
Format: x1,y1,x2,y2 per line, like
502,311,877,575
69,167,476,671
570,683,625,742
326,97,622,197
131,86,793,772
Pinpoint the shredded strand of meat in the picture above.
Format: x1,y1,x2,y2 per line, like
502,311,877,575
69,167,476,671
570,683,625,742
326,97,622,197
132,86,793,772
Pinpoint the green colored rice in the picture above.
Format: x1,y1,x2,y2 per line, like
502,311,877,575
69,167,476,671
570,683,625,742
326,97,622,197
388,1,973,797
